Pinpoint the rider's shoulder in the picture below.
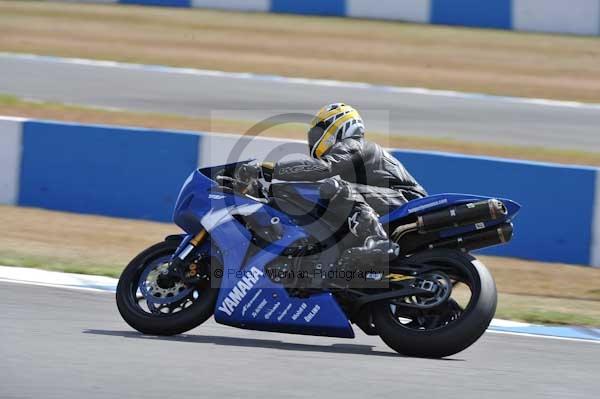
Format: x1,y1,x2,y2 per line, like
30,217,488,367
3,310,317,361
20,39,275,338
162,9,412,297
336,137,364,150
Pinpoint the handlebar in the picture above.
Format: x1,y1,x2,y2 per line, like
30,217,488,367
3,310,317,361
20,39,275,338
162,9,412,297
215,173,266,199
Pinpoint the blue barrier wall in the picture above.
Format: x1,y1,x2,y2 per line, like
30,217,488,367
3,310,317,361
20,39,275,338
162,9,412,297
393,150,597,265
430,0,511,29
19,121,199,222
105,0,600,36
3,117,600,266
120,0,191,7
271,0,345,17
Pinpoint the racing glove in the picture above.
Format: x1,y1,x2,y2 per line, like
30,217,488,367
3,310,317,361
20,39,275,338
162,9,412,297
261,161,275,182
237,161,275,182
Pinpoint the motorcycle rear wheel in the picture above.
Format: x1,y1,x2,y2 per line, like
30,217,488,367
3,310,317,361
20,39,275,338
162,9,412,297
116,239,220,336
372,249,497,358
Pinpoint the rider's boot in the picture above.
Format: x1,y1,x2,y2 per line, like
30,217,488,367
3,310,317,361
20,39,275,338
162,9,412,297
344,236,399,263
340,207,400,268
340,236,399,270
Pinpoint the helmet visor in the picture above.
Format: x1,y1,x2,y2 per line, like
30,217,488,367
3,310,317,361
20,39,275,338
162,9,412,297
308,122,326,158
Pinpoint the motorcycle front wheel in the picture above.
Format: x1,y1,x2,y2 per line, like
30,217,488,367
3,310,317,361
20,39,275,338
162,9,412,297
372,249,497,358
116,239,221,336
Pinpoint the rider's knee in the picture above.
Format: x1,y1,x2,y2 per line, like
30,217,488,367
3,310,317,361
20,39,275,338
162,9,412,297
320,177,350,201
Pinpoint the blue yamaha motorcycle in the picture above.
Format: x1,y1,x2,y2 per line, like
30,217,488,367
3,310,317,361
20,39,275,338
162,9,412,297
116,160,520,358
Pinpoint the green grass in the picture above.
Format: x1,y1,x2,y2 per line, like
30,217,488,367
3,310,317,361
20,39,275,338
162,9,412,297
0,92,130,113
0,252,122,278
495,308,600,327
0,93,21,105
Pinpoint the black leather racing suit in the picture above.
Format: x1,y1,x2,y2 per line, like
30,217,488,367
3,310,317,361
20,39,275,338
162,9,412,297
269,137,427,245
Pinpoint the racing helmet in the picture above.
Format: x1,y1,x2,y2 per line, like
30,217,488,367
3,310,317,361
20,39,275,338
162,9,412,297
308,103,365,159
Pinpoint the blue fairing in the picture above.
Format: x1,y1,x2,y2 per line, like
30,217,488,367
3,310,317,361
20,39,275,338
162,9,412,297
172,165,520,339
173,167,353,338
212,219,353,338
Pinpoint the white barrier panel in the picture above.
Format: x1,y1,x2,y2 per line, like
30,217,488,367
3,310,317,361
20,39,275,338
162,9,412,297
49,0,118,3
347,0,431,23
191,0,270,12
198,133,307,168
0,117,24,205
513,0,600,35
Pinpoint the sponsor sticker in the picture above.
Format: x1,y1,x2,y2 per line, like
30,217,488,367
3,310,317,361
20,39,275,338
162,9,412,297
217,267,264,316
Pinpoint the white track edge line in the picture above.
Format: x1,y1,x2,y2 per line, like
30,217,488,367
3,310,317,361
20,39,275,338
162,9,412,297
486,329,600,344
0,277,114,293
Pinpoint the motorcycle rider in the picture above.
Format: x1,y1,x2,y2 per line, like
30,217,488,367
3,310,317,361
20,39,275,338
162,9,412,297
240,103,427,264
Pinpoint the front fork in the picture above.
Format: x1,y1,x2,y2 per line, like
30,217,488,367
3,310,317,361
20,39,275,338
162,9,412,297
165,229,207,280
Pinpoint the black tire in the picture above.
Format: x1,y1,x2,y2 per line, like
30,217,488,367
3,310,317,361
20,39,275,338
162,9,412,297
116,240,220,336
372,249,497,358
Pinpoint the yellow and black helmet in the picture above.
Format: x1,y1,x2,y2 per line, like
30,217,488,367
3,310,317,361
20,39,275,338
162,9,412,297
308,103,365,159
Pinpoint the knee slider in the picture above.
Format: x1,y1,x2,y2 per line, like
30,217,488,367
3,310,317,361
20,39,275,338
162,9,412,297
320,178,344,200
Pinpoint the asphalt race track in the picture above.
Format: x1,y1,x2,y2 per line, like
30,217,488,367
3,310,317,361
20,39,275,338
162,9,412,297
2,281,598,399
1,53,600,152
